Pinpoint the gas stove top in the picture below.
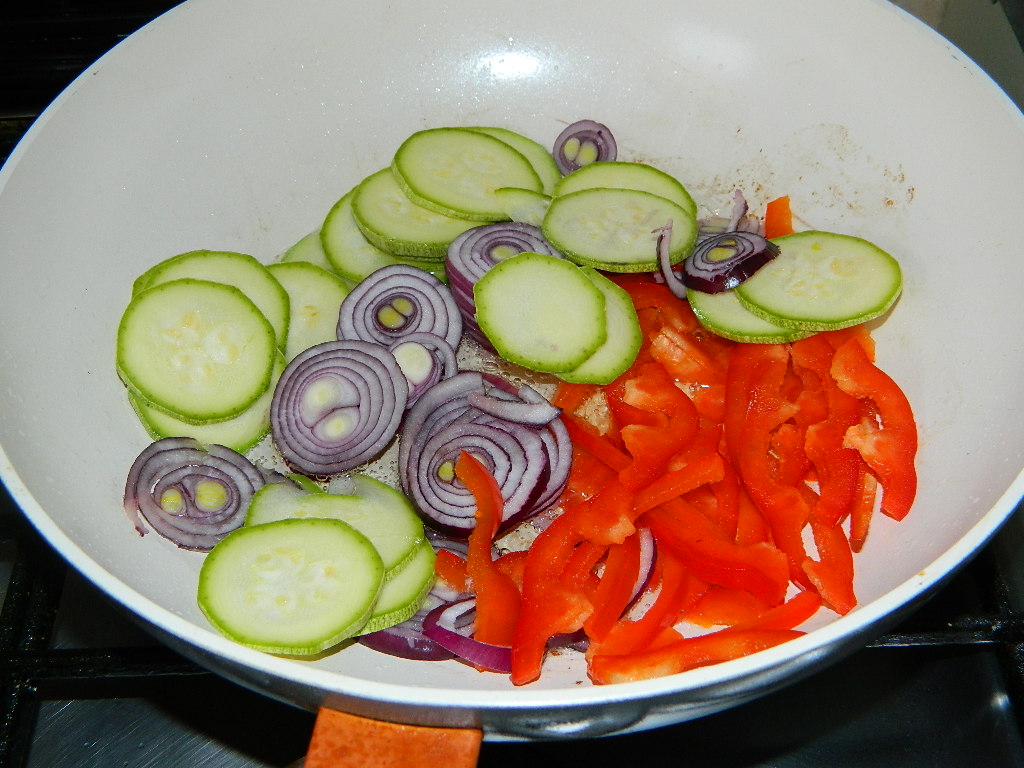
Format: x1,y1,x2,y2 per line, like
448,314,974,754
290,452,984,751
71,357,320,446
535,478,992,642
2,2,1024,766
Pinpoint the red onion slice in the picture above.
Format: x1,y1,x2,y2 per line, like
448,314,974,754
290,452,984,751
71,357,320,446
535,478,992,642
123,437,265,551
410,420,545,535
422,598,513,673
337,264,462,350
359,587,457,662
466,390,560,426
551,119,618,175
682,231,780,294
387,332,458,407
270,339,408,476
697,190,765,243
398,372,567,537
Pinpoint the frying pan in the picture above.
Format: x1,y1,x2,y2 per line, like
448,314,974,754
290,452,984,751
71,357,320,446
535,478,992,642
1,0,1023,745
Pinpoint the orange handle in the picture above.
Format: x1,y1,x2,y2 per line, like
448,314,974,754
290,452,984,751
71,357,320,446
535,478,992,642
304,707,482,768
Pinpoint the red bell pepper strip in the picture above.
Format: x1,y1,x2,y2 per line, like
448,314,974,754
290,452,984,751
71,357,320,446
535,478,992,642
511,511,594,685
586,542,700,658
644,498,790,606
561,413,631,472
559,442,619,504
684,584,772,628
764,195,795,239
802,514,857,615
567,477,638,546
848,462,878,553
738,589,822,631
455,451,522,647
588,627,803,684
494,550,528,591
633,451,726,516
732,345,815,590
433,548,468,592
551,380,599,414
584,532,644,642
791,334,864,527
830,338,918,520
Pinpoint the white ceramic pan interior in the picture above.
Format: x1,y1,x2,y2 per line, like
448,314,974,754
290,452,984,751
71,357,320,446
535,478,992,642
1,0,1023,740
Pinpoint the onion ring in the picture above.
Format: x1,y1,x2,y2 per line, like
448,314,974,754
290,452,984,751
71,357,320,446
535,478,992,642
123,437,265,551
337,263,462,349
270,339,408,476
551,119,618,175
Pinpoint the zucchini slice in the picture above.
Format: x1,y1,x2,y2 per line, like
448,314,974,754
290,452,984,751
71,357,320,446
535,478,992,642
392,127,542,221
116,278,277,423
198,518,383,656
542,187,698,272
351,168,478,260
687,287,813,344
133,250,290,352
266,261,350,360
474,251,607,373
245,475,425,579
357,538,436,635
554,160,697,218
735,231,903,331
558,268,643,384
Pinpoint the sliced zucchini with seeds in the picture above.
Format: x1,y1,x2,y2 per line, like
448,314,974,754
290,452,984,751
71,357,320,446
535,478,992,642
467,126,562,195
198,518,383,656
351,169,479,260
117,278,277,423
542,187,698,273
558,268,643,384
688,287,813,344
554,160,697,218
392,127,542,221
267,261,350,360
474,251,607,373
358,538,436,635
245,475,425,579
128,353,285,451
735,231,903,331
132,250,290,352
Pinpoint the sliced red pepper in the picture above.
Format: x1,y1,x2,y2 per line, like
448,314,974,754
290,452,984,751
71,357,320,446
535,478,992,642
644,498,790,606
617,280,699,335
561,413,631,472
737,589,822,631
551,380,599,414
584,532,644,641
830,338,918,520
455,451,521,647
494,549,528,592
586,542,700,658
567,477,638,546
734,483,772,546
763,195,795,239
848,462,878,553
802,515,857,615
433,548,468,592
650,324,728,390
683,584,771,628
633,450,726,516
770,421,811,487
511,512,594,686
731,344,814,589
791,334,863,526
588,627,803,684
559,442,619,504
